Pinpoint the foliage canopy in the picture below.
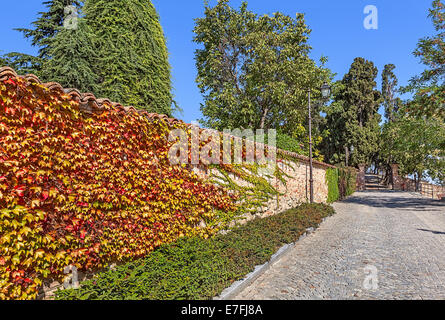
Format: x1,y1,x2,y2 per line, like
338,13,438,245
194,0,331,135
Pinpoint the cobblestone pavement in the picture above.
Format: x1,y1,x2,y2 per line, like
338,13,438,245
234,191,445,300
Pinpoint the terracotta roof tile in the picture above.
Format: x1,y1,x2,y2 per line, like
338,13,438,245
0,66,16,81
0,66,180,125
44,82,65,92
0,66,339,169
24,74,41,84
64,88,82,100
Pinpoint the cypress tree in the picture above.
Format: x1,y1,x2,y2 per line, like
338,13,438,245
342,58,382,166
3,0,173,115
322,58,381,167
81,0,172,114
381,64,398,123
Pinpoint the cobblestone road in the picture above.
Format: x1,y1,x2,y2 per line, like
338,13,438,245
234,191,445,300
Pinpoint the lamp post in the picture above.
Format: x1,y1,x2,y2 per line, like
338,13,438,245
308,82,331,203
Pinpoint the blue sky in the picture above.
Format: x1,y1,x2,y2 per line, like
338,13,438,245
0,0,435,123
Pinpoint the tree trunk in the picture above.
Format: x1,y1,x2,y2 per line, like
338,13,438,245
344,146,349,167
415,172,421,192
260,106,269,130
385,165,392,186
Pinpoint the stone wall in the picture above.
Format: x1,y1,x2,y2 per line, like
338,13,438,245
193,155,332,225
38,124,339,300
391,164,445,200
40,156,334,300
401,179,445,200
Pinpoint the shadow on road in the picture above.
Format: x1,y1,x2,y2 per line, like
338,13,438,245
417,228,445,235
342,190,445,212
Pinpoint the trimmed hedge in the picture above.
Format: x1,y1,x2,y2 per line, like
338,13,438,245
326,167,357,203
55,203,335,300
326,168,340,203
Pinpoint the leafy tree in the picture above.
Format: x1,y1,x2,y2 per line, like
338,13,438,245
402,0,445,120
80,0,173,114
321,58,381,167
380,2,445,186
193,0,332,133
381,115,445,188
3,0,82,74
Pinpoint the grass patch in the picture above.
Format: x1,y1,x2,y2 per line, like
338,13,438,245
55,203,335,300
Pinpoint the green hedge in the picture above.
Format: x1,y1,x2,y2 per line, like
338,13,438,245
326,168,340,203
55,203,335,300
326,167,357,203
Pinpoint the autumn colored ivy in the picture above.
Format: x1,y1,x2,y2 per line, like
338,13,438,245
0,76,238,300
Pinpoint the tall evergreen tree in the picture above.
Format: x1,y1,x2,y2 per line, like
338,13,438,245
3,0,173,115
3,0,82,75
40,18,98,94
80,0,173,114
320,81,349,165
381,64,399,123
379,64,405,182
321,58,381,167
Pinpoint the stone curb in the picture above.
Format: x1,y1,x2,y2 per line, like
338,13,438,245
213,218,327,300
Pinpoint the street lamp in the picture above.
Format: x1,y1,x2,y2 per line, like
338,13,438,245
308,82,331,203
321,82,331,99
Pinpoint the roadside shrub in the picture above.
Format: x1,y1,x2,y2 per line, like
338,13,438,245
55,203,335,300
326,168,340,203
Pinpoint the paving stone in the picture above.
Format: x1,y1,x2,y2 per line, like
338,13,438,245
233,191,445,300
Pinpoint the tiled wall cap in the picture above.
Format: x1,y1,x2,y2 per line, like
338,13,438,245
1,65,344,170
